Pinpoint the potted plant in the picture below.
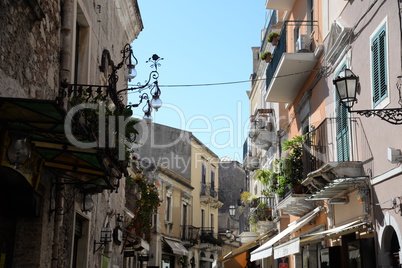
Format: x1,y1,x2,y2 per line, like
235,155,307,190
254,135,307,197
267,32,280,46
260,51,272,63
126,173,161,242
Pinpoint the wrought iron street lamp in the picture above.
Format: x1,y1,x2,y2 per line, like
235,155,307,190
7,133,31,169
333,69,402,124
61,43,163,120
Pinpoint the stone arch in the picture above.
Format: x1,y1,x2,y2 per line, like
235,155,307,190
378,212,402,266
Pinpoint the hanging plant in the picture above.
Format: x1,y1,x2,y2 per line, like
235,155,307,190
126,173,161,242
267,32,280,46
260,51,272,63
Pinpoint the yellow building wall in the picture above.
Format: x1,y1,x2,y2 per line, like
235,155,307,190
190,137,220,231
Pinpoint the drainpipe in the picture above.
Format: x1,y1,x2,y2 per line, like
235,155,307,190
59,0,73,84
52,0,74,267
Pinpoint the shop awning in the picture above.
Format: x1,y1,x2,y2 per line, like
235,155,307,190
250,207,322,262
274,238,300,259
164,238,189,256
307,177,367,201
300,220,368,244
218,229,276,267
221,252,248,268
0,97,119,188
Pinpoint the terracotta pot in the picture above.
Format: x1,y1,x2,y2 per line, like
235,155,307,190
272,36,279,46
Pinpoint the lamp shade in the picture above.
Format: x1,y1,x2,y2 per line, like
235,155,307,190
125,64,137,81
7,134,31,169
333,69,359,109
229,205,236,216
100,227,113,243
143,113,153,123
150,96,162,110
81,194,94,212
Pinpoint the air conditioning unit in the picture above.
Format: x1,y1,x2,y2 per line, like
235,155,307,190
296,34,309,52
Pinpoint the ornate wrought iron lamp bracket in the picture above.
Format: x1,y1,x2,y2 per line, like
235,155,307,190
334,70,402,124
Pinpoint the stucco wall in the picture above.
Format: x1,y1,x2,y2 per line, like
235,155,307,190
134,122,192,180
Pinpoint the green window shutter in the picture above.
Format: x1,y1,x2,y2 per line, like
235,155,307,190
371,24,388,107
335,64,350,162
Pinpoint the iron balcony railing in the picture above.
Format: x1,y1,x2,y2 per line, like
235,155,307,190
250,196,275,209
301,117,373,179
181,225,200,245
249,196,276,222
199,227,223,246
201,182,218,198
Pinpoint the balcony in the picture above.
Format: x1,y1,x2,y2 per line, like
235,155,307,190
181,225,200,246
201,183,222,208
265,0,296,11
249,197,276,233
265,21,321,104
301,118,372,201
199,228,224,247
244,155,260,171
249,109,276,150
276,185,314,216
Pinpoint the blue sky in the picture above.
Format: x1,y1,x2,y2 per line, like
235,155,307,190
129,1,267,161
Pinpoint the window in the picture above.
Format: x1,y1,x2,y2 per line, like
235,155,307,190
210,213,214,230
201,164,206,184
201,209,205,229
182,203,188,226
72,214,89,268
166,196,172,223
181,203,188,240
210,170,215,196
371,22,388,107
299,99,310,134
201,163,206,195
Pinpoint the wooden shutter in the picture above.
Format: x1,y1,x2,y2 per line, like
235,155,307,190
336,64,350,161
371,24,388,106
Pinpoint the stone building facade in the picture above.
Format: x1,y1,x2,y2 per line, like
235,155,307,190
0,0,146,267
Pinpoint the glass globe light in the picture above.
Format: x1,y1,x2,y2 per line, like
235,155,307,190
143,113,153,124
125,64,137,81
151,97,162,110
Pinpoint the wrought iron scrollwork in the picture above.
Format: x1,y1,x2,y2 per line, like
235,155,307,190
354,108,402,125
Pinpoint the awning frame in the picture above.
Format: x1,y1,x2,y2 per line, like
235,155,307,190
164,238,189,256
250,206,323,262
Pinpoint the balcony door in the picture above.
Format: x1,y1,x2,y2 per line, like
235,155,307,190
335,63,350,161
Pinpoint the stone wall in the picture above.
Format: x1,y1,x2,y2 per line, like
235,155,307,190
0,0,60,99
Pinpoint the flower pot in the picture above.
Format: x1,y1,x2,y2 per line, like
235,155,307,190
272,36,279,46
265,55,272,63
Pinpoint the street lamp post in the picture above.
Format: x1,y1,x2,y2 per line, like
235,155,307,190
60,43,163,121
